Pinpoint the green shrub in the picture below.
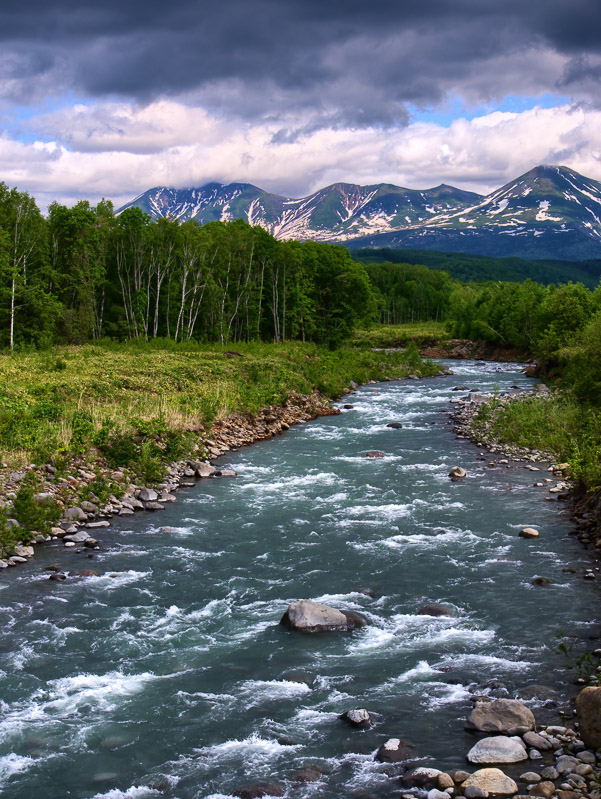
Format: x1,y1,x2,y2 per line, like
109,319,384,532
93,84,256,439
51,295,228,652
11,477,61,536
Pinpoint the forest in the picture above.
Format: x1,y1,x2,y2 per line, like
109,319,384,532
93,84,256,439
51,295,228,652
0,183,374,350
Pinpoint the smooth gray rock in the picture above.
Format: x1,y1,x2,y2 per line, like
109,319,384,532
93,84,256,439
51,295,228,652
556,755,580,775
523,732,554,751
575,687,601,748
64,507,87,521
466,699,535,734
137,488,158,502
467,736,527,764
449,467,467,479
6,518,20,529
280,600,365,632
86,521,110,528
80,501,98,513
64,531,92,543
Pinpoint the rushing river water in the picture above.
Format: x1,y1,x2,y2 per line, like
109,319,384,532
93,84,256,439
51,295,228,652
0,361,599,799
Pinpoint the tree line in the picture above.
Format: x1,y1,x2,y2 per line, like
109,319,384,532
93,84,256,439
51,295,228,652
0,183,375,349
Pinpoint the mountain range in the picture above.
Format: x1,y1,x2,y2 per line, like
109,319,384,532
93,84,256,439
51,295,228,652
118,165,601,260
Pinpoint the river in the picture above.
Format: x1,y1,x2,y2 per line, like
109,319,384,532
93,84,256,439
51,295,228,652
0,360,598,799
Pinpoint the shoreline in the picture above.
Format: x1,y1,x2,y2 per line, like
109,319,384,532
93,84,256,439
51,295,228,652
0,390,344,570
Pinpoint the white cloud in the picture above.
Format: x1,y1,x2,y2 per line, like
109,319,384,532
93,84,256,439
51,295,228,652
2,100,601,211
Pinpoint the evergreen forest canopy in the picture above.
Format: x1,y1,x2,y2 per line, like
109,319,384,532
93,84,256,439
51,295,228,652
2,180,601,373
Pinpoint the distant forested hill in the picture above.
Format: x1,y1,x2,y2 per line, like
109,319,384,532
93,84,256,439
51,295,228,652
353,247,601,288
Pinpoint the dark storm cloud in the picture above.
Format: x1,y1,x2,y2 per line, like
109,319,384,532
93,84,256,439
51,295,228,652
1,0,600,125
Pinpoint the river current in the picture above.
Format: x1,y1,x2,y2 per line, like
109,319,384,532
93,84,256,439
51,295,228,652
0,360,598,799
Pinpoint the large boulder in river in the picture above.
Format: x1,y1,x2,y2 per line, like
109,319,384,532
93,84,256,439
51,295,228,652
466,699,535,734
375,737,414,763
280,600,365,632
575,686,601,748
467,736,527,764
449,467,467,479
462,769,518,796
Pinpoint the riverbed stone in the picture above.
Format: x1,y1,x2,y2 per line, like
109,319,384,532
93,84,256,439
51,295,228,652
522,732,554,751
466,699,535,734
520,528,540,539
193,462,216,478
365,451,385,458
280,600,365,632
449,467,467,479
13,545,34,557
339,708,371,727
467,736,527,764
428,789,451,799
80,501,98,513
519,773,541,783
376,738,414,763
137,488,158,502
64,531,92,543
402,767,441,786
436,773,455,790
64,506,87,521
462,768,518,796
555,755,580,775
387,422,403,429
464,786,488,799
540,767,558,780
292,766,323,783
527,781,556,798
574,687,601,748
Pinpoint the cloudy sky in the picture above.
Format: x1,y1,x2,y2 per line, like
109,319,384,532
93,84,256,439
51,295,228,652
1,0,601,210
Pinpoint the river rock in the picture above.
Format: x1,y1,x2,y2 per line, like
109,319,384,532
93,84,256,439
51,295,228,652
195,462,216,478
519,528,540,539
13,545,34,557
64,506,87,521
462,768,519,795
449,467,467,479
466,699,535,734
376,738,414,763
80,500,98,513
339,708,371,727
417,603,454,617
137,488,158,502
436,772,455,790
64,531,92,543
531,577,551,586
280,600,365,632
464,786,488,799
523,732,553,751
387,422,403,429
79,569,99,577
527,781,556,798
365,451,384,458
6,518,20,529
86,520,110,528
234,782,285,798
467,736,527,764
575,687,601,748
519,773,541,783
555,755,581,775
144,501,165,510
215,469,237,477
402,767,441,787
292,766,323,782
428,789,451,799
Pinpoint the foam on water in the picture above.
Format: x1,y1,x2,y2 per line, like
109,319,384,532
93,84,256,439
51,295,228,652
90,787,162,799
0,753,35,786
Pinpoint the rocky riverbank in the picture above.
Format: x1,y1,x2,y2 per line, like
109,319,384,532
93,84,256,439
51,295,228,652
0,390,340,570
448,384,601,568
420,339,533,363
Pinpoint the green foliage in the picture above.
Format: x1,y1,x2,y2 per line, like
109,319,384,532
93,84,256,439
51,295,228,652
11,475,60,536
0,507,24,555
555,633,601,685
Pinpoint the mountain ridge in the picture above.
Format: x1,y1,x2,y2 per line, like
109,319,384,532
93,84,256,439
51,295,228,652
118,165,601,260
